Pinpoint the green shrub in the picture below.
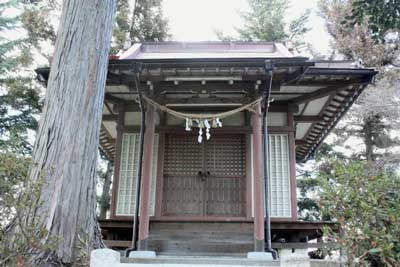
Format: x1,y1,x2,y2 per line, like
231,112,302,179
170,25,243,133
0,153,59,266
318,160,400,266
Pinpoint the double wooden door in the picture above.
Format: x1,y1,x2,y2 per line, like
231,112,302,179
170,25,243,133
162,134,246,217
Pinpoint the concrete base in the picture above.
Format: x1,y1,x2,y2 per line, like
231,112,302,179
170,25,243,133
247,251,274,260
137,238,148,251
128,250,156,259
90,249,120,267
280,248,310,267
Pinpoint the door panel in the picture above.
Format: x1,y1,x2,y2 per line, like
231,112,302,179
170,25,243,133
162,135,204,216
162,134,246,217
205,135,246,216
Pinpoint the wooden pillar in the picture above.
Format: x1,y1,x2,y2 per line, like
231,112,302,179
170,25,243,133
288,111,298,221
138,105,156,250
252,103,265,251
110,104,125,219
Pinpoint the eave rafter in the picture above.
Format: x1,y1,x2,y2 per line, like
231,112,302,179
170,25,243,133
99,124,116,160
295,83,368,161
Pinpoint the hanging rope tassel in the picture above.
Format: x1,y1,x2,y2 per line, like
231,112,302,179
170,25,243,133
204,119,211,140
185,118,192,131
198,127,203,143
216,118,222,127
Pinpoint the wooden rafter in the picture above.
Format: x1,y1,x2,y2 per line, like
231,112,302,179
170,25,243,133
99,124,116,160
290,84,353,104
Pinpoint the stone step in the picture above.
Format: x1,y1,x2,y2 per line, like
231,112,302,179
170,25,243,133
156,252,247,257
90,249,339,267
121,255,280,266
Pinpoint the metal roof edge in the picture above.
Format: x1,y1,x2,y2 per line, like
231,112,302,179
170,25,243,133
307,67,378,75
138,41,278,45
119,43,142,59
107,57,313,70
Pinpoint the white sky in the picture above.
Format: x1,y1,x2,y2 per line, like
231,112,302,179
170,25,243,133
163,0,332,56
6,0,333,56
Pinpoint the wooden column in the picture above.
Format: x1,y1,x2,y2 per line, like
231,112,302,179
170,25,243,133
110,104,125,219
155,112,166,217
252,103,265,251
288,111,298,221
138,105,156,250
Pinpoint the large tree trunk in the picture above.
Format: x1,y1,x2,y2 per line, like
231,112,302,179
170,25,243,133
363,117,375,161
28,0,116,264
99,161,113,219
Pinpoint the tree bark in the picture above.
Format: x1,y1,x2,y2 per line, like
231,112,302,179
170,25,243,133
363,117,375,161
27,0,116,264
99,161,113,220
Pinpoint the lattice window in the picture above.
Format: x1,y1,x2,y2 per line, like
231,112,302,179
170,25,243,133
205,135,246,177
268,134,291,217
116,133,159,216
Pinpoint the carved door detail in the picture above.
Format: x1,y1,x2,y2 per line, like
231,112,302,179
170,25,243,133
162,134,246,217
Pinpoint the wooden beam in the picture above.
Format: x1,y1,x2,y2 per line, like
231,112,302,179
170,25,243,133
161,97,252,106
271,242,337,249
294,115,322,122
102,114,118,121
154,81,258,92
118,104,141,112
269,103,299,113
105,93,126,104
158,126,252,134
268,126,294,132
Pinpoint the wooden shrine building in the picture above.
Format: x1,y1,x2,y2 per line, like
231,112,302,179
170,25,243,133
38,42,376,256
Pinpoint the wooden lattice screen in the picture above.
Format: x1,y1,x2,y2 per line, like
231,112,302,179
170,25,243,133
116,133,159,216
268,134,291,217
